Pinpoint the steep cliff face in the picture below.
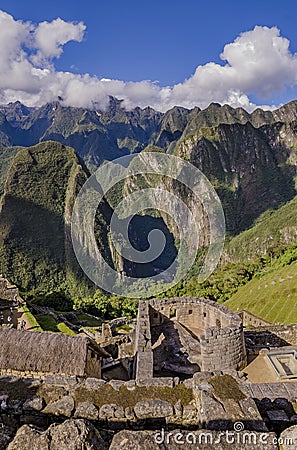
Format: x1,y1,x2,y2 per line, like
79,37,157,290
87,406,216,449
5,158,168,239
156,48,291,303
173,121,296,233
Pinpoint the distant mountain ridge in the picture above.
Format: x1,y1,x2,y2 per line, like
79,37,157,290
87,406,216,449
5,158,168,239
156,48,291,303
1,98,297,169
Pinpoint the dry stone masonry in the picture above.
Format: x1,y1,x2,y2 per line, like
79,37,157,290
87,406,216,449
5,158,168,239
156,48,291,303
134,297,247,380
0,275,18,303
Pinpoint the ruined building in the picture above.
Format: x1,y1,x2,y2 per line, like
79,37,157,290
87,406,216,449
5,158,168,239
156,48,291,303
133,297,247,382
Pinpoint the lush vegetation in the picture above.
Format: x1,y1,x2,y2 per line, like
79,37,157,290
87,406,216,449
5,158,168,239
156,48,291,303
73,292,139,320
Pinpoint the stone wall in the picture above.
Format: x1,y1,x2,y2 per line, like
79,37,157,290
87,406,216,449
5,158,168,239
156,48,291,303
245,323,297,350
0,368,59,380
147,297,247,372
200,325,246,371
1,373,297,450
149,297,236,330
85,348,102,378
133,300,153,381
0,348,103,380
239,310,272,328
0,275,18,303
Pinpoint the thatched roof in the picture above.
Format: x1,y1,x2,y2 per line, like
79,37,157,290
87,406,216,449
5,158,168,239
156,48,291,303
0,329,108,376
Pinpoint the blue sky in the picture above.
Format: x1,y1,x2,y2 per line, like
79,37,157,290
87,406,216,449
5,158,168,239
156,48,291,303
0,0,297,110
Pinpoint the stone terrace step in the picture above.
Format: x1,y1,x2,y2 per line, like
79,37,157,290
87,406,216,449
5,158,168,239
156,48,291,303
243,382,297,400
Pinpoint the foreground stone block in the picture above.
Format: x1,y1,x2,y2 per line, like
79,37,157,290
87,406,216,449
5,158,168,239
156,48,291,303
99,404,125,420
8,419,106,450
42,395,74,417
279,425,297,449
134,400,173,419
74,402,99,421
8,424,49,450
109,429,279,449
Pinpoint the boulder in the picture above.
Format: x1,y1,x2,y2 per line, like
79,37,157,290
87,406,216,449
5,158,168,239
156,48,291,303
42,395,74,417
109,380,125,391
7,424,51,450
49,419,106,449
8,419,106,450
174,400,183,419
74,402,99,421
197,391,225,423
124,407,135,420
124,380,136,391
182,403,197,421
109,430,163,450
239,397,267,431
134,400,173,419
279,425,297,449
109,429,279,449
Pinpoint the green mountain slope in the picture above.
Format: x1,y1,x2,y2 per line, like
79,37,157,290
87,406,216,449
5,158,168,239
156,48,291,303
226,195,297,262
225,261,297,324
0,141,91,292
0,99,297,298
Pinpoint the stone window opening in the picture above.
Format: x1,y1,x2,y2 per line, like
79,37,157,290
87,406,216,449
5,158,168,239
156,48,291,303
170,308,176,318
203,312,207,318
216,319,221,328
189,309,193,315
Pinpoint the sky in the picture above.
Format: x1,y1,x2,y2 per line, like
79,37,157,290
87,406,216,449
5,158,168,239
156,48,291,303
0,0,297,112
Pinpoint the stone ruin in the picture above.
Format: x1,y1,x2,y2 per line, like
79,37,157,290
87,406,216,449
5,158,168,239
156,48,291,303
133,297,247,382
0,295,297,448
0,275,19,306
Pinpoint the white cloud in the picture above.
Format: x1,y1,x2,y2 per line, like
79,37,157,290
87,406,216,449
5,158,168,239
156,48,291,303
33,18,86,65
0,11,296,112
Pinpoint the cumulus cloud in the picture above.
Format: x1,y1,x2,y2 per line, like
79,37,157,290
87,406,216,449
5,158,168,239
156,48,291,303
0,10,297,112
33,18,86,65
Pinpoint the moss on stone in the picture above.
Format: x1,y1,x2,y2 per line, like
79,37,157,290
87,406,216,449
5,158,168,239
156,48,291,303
72,383,193,409
210,374,246,402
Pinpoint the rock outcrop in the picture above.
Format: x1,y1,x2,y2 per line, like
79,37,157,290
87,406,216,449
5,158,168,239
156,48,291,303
7,419,106,450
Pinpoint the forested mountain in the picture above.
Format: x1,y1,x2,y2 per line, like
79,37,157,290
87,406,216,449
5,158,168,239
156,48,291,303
0,98,296,296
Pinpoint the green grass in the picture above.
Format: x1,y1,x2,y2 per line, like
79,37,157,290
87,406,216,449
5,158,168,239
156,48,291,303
76,313,100,327
225,261,297,323
115,324,132,333
21,305,42,332
57,322,76,335
37,314,75,335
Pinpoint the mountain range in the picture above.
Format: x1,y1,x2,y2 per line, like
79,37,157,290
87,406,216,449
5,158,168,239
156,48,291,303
0,98,296,295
